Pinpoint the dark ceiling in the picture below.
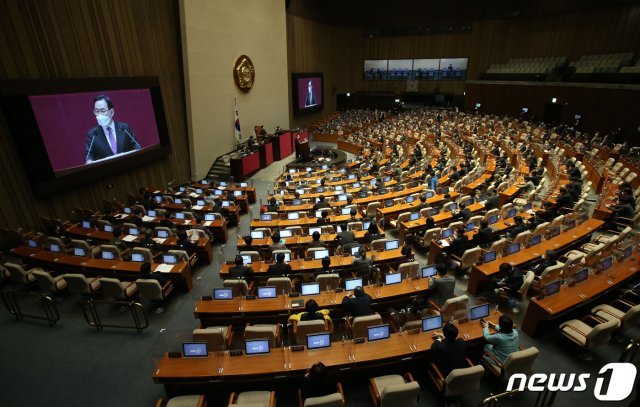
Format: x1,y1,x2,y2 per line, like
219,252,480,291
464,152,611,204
287,0,636,36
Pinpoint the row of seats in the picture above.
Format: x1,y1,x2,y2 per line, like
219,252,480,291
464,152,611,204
1,263,173,314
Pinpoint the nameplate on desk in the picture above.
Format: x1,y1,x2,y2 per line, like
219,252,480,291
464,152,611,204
353,338,365,344
288,292,300,297
229,350,243,356
201,296,212,301
245,295,256,300
335,288,343,293
168,352,182,358
290,345,304,352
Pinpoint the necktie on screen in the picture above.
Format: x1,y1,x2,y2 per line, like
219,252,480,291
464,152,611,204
107,127,117,154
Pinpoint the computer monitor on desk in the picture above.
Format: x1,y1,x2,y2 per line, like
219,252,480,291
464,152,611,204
483,251,497,264
544,280,561,297
422,315,442,332
469,303,490,321
245,339,270,355
182,342,208,358
367,324,390,342
301,283,320,296
345,278,363,291
307,333,331,350
250,230,264,239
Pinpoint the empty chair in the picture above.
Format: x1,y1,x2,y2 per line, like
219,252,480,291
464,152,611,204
223,279,252,296
430,295,469,322
397,261,420,279
389,212,411,229
31,269,66,297
560,317,618,360
428,360,485,398
227,391,275,407
98,245,122,260
349,313,382,339
255,227,272,237
167,249,190,263
592,300,640,333
286,226,304,236
63,273,101,296
44,236,67,253
366,202,381,217
193,325,233,351
484,209,499,223
347,221,363,232
266,277,292,295
154,226,173,238
298,383,344,407
371,239,388,251
70,239,94,258
239,251,261,263
415,227,441,249
320,225,335,235
316,273,340,291
369,373,420,407
155,395,206,407
488,238,508,254
131,247,155,262
294,319,328,345
99,277,138,301
135,279,174,314
451,247,482,274
3,262,37,285
482,346,540,383
244,323,281,347
512,230,532,245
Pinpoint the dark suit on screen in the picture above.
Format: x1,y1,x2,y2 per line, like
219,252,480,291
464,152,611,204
85,121,140,163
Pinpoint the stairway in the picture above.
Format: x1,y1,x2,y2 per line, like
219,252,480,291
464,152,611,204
208,155,232,180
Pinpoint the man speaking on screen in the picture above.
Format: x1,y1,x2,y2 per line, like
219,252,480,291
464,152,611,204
85,95,140,163
304,81,317,107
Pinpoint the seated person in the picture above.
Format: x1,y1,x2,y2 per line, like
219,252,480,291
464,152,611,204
455,203,472,222
228,255,254,278
300,362,338,401
108,227,127,251
446,226,469,258
351,246,372,270
431,323,468,377
336,223,355,245
267,252,292,276
507,216,528,239
308,231,327,249
416,195,429,211
342,286,373,317
531,250,558,276
482,315,519,364
270,232,287,251
429,263,456,306
317,210,331,225
265,197,279,213
471,220,494,248
401,233,414,257
313,195,330,211
363,222,381,246
242,235,262,254
300,299,325,321
176,230,196,250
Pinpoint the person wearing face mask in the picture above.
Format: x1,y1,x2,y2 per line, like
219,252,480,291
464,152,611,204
85,94,140,164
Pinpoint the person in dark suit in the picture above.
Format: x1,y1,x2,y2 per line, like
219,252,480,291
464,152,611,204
507,216,528,239
472,220,494,248
430,323,468,377
447,226,469,258
455,203,472,222
317,210,331,225
308,231,327,249
228,255,253,278
313,195,330,211
267,252,292,276
304,81,317,107
336,223,355,245
342,286,373,317
86,95,140,163
300,362,338,401
531,250,558,276
484,190,499,211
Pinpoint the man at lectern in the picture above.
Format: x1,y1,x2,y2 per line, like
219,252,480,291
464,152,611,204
85,95,140,163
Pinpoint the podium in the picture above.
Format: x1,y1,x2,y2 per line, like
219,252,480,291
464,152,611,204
295,139,310,160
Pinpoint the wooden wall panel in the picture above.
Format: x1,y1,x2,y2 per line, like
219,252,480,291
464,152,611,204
0,0,189,231
287,2,640,126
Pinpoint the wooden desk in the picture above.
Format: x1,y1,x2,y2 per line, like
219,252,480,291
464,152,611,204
592,183,618,221
220,248,407,277
376,192,461,222
195,278,431,326
249,214,362,230
522,255,640,336
153,311,502,392
499,185,522,206
468,218,604,294
399,202,485,242
65,224,215,264
10,245,193,291
161,202,241,227
236,231,368,252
